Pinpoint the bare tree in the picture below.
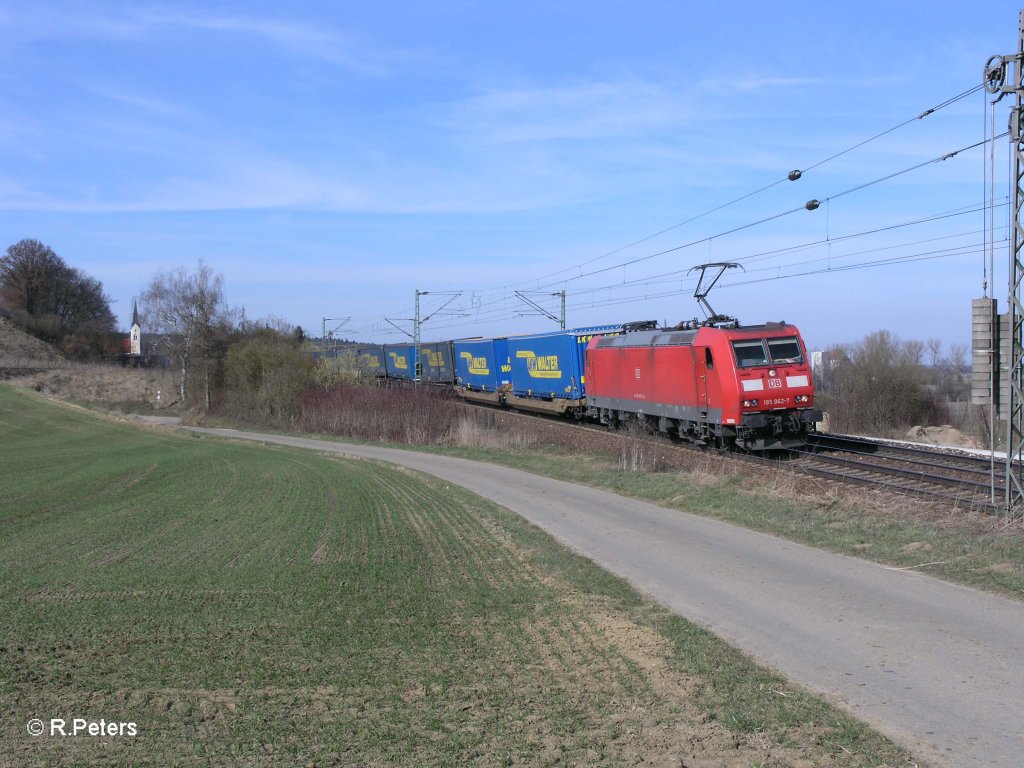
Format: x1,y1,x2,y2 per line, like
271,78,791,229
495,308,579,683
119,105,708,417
903,339,924,367
946,343,968,373
819,331,934,434
141,262,231,408
1,238,117,358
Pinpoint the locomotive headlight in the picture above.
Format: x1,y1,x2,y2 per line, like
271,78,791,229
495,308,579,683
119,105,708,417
743,399,758,407
795,395,809,403
768,369,777,377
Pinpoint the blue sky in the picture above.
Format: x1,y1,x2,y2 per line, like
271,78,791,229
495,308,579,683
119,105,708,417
2,1,1022,352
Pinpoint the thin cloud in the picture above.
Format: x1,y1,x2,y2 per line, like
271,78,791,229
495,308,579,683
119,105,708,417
699,72,913,93
0,5,150,43
79,82,189,120
0,135,610,215
442,79,695,144
0,4,412,75
0,156,371,214
134,9,392,74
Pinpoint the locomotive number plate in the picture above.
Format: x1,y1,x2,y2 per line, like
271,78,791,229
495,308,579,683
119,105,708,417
763,398,789,406
768,378,783,389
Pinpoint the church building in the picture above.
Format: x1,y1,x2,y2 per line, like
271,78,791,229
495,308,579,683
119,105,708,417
128,300,141,358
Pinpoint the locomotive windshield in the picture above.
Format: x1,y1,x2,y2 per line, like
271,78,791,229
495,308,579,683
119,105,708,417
732,336,804,368
767,337,803,364
732,340,769,368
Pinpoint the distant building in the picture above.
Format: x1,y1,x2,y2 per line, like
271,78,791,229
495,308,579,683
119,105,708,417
811,349,823,374
129,300,141,357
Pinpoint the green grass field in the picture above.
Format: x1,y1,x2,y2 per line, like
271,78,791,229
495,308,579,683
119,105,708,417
0,386,914,767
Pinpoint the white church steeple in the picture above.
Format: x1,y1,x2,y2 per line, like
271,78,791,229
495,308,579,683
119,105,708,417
130,300,141,357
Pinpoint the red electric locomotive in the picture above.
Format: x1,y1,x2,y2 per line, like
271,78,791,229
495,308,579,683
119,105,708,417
585,321,821,450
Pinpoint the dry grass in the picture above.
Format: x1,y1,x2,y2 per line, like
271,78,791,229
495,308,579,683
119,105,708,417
616,420,668,473
298,383,460,444
446,414,538,451
0,317,64,362
2,360,178,411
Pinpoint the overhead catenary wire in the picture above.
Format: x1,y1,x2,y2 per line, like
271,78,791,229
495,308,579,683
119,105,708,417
424,235,1001,332
417,222,1006,336
802,84,985,175
425,130,1007,334
367,111,997,337
476,82,988,292
454,201,1008,313
515,133,1008,294
559,241,1002,315
558,216,1007,302
454,193,1006,325
351,83,994,340
823,132,1007,204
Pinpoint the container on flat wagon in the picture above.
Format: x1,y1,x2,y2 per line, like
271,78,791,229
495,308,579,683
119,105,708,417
454,337,510,392
383,343,416,381
419,341,456,384
356,345,386,377
505,326,619,402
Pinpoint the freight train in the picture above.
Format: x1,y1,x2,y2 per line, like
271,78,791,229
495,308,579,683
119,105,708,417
342,319,821,451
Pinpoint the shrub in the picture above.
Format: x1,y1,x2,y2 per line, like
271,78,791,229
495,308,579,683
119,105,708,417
817,331,935,435
298,383,459,444
222,328,315,424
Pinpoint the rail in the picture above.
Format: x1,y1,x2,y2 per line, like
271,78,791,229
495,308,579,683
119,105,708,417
790,434,1002,508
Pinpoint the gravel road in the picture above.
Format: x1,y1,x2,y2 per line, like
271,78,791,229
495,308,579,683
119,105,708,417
182,425,1024,768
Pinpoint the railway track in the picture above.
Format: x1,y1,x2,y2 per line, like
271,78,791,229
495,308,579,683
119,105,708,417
459,398,1006,509
788,433,1003,508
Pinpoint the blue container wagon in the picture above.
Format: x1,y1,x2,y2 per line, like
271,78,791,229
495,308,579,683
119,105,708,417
504,325,620,415
355,345,386,378
419,341,456,384
383,343,416,381
453,337,511,404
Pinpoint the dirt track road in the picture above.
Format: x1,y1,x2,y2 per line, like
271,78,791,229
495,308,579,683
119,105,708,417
182,425,1024,768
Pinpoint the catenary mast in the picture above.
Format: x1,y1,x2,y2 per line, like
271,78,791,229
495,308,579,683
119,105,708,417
985,9,1024,520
